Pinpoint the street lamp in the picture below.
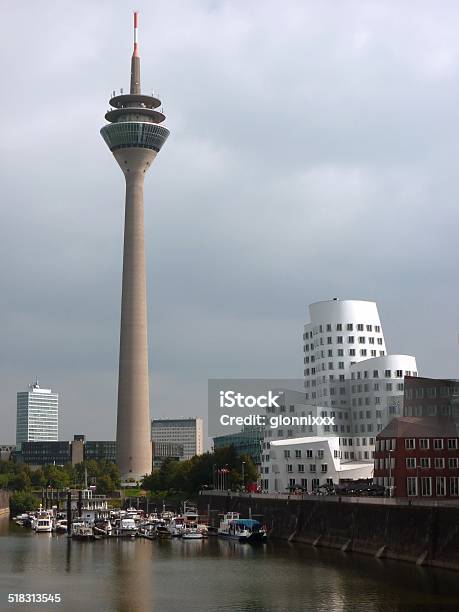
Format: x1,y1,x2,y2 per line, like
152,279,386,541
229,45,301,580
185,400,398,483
241,461,246,492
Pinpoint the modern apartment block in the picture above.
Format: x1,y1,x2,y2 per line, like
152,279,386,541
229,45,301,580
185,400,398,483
260,388,369,491
16,381,58,447
303,299,418,460
264,437,373,494
151,418,204,460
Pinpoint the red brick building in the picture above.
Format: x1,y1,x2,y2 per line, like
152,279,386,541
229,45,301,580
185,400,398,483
373,416,459,498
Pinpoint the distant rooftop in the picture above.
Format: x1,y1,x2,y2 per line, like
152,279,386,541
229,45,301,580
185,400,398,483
378,416,458,438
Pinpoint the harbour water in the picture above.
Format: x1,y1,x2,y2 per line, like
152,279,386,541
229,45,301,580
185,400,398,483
1,516,459,611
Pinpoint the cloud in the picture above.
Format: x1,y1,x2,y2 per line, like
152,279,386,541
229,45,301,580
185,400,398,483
0,0,458,444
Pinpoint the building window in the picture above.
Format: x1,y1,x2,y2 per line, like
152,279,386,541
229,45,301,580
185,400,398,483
336,324,342,331
407,477,417,496
321,464,328,473
348,336,355,344
287,464,293,473
295,449,301,458
448,439,458,450
284,450,290,458
420,457,431,469
450,477,459,496
347,324,353,331
405,438,415,449
420,477,432,496
306,450,313,458
406,457,416,469
309,464,316,473
434,458,445,469
434,439,444,450
298,464,305,473
448,458,458,469
419,439,430,450
436,477,446,496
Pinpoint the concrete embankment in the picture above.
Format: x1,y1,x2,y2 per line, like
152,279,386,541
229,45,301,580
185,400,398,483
198,493,459,571
0,490,10,517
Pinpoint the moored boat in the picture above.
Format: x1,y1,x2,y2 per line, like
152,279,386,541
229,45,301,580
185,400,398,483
218,513,267,543
182,524,204,540
35,512,53,533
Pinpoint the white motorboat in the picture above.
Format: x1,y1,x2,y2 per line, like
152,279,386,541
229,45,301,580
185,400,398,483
218,515,267,543
182,524,204,540
35,512,53,533
56,519,68,532
217,512,240,537
168,516,185,537
115,517,138,538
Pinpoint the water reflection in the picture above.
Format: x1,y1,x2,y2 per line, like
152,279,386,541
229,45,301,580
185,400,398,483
1,521,459,611
110,539,154,612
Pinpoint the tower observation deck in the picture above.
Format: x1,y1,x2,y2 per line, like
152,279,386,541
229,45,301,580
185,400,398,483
101,12,169,481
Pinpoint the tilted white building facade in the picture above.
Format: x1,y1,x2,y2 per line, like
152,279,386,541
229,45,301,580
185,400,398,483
303,299,418,461
265,437,373,493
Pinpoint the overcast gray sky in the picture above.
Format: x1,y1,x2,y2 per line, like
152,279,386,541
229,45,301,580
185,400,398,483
1,0,458,445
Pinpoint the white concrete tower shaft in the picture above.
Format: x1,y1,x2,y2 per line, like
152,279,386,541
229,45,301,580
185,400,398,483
101,12,169,480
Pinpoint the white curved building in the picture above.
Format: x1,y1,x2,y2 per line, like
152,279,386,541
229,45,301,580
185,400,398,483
349,354,418,459
303,299,418,461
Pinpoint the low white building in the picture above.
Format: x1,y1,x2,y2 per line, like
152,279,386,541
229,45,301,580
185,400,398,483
262,436,373,493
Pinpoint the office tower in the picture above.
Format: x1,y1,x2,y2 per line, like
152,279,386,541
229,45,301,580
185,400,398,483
16,381,58,447
151,418,204,460
101,13,170,479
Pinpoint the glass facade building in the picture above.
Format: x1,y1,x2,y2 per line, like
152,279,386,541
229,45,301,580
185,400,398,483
19,441,70,466
213,426,264,465
84,441,117,463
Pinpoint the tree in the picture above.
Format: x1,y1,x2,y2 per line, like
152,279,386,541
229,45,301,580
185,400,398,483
31,468,46,488
96,475,114,495
43,465,70,489
140,446,260,496
8,471,31,491
9,491,40,515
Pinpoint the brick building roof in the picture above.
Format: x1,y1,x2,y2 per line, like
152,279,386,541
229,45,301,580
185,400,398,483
377,416,458,438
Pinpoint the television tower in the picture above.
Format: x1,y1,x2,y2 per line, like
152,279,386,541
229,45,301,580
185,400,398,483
101,12,169,480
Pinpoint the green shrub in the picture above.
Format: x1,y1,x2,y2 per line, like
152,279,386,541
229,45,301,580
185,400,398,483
9,491,40,516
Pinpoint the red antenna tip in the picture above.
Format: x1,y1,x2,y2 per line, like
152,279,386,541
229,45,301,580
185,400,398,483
133,11,139,57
